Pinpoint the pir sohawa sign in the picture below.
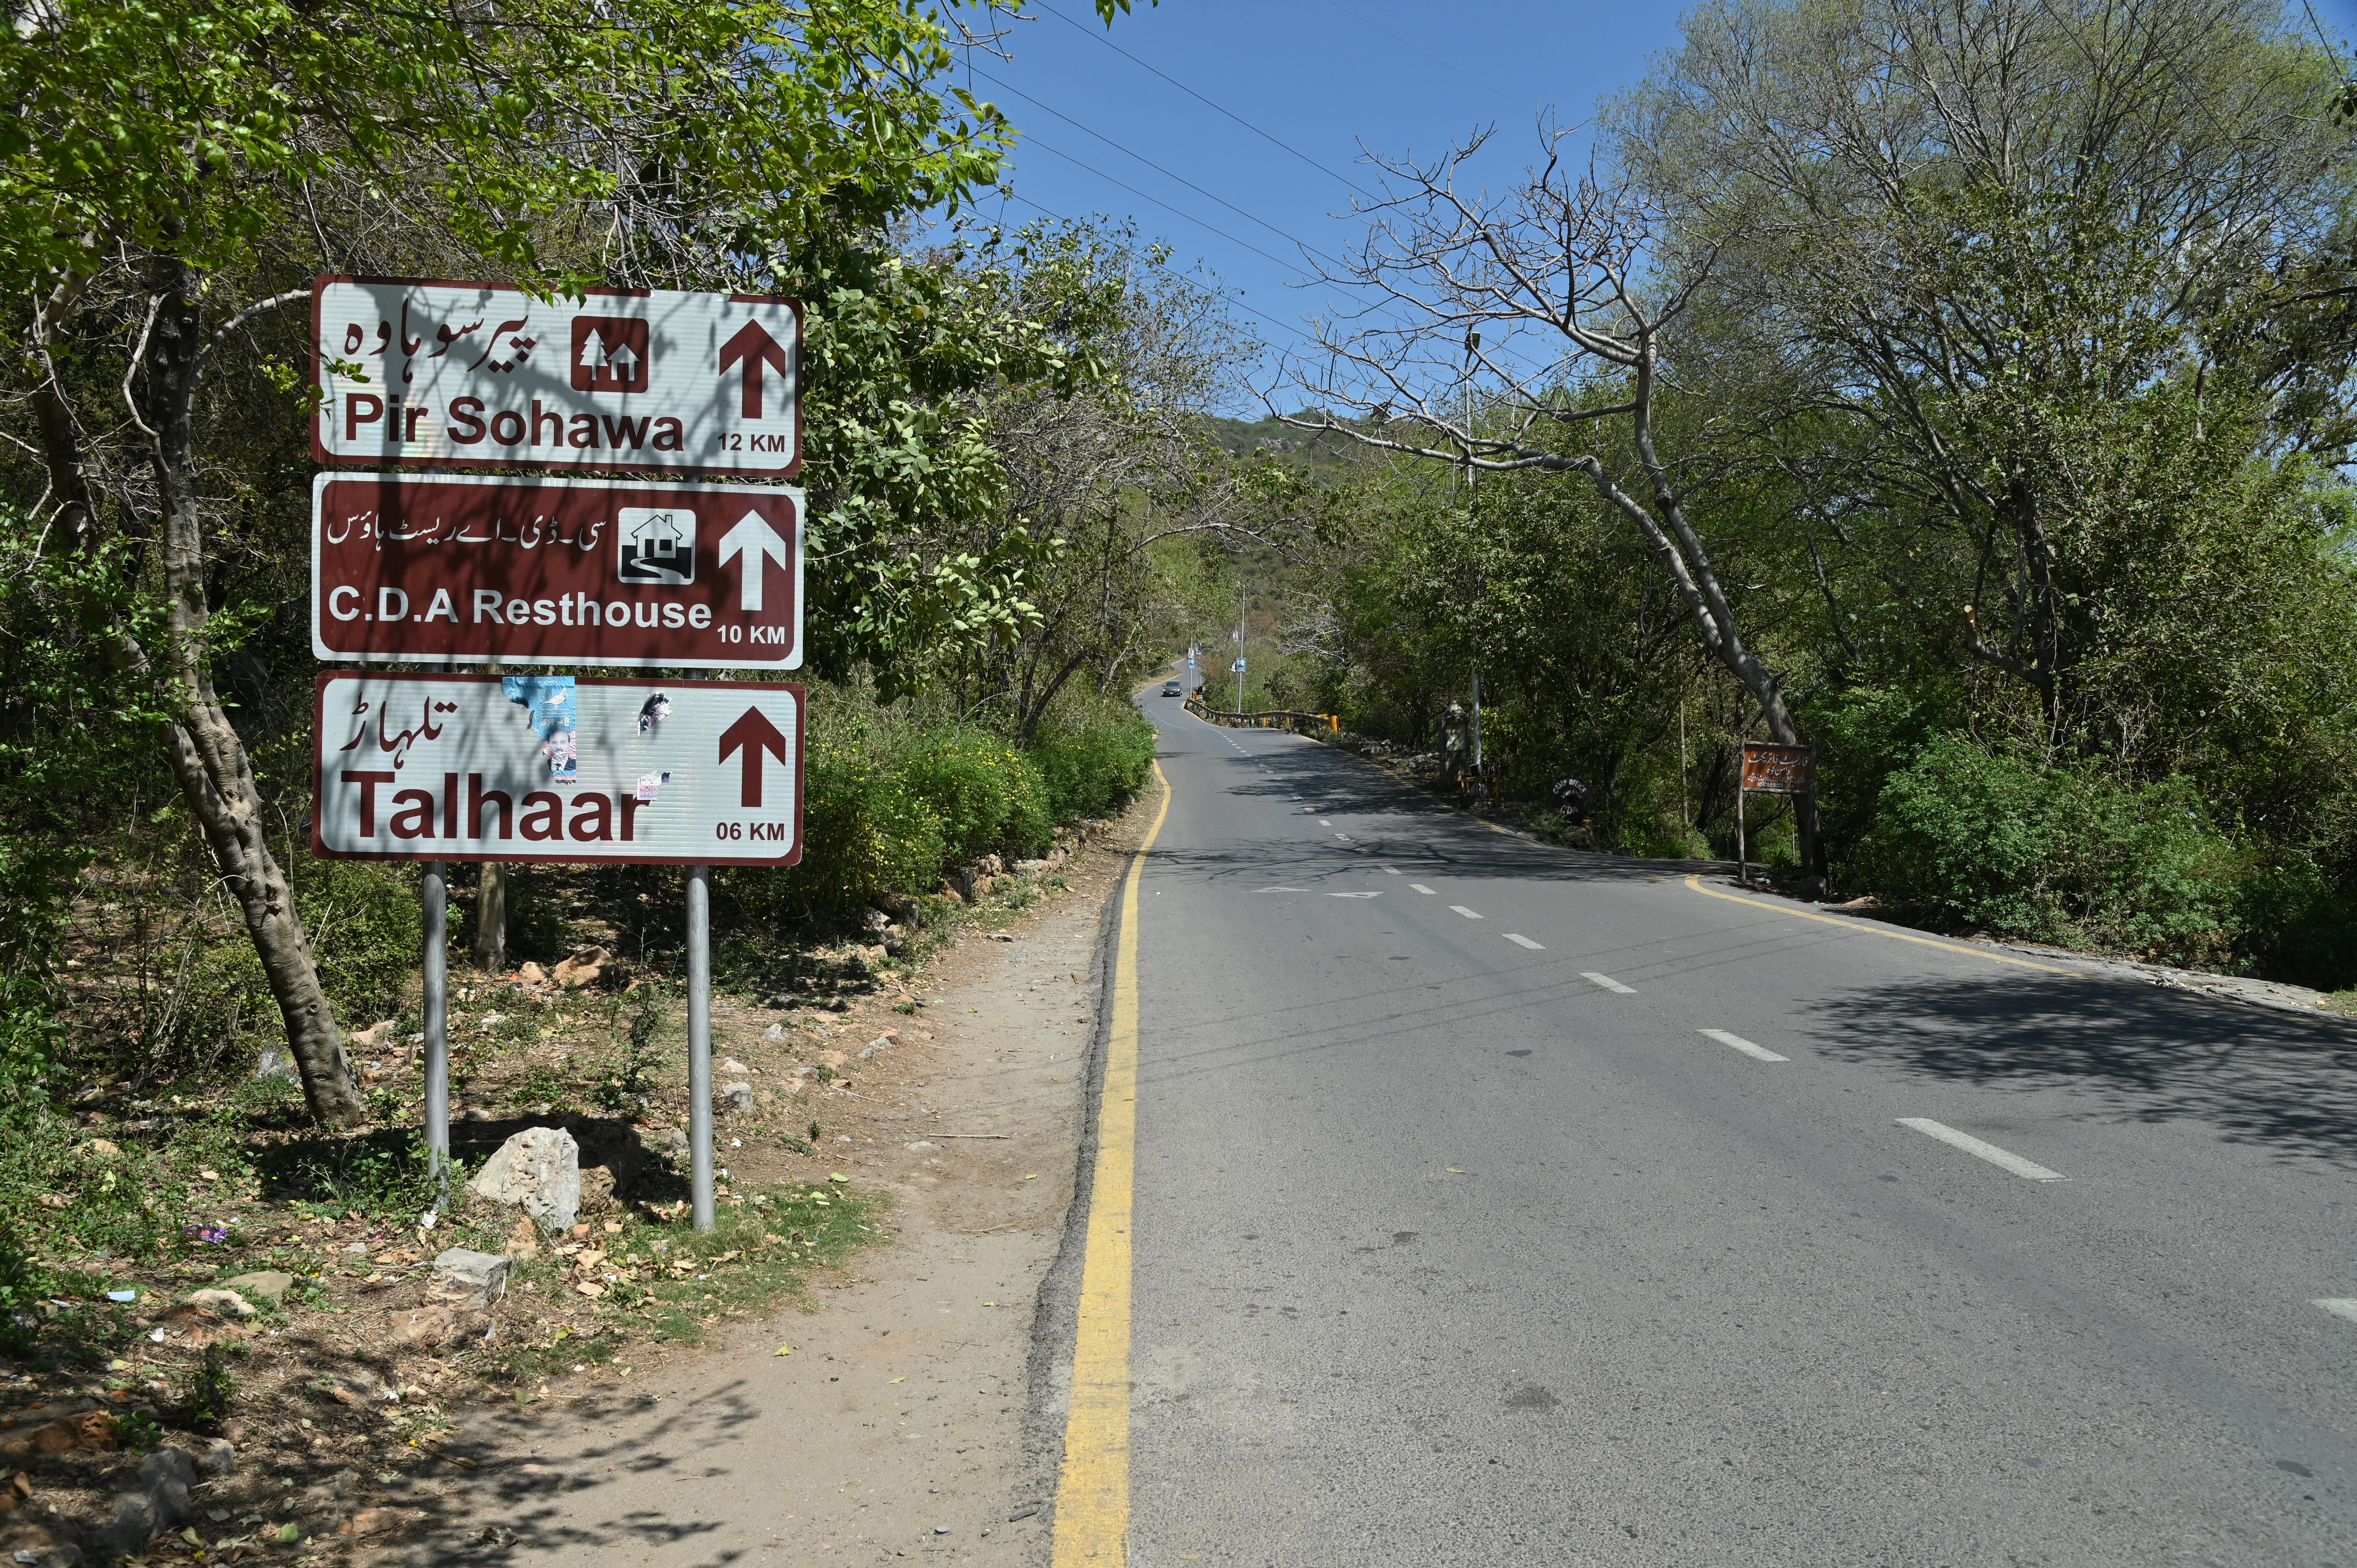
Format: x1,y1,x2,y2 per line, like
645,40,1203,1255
312,277,800,477
314,675,804,866
311,473,802,668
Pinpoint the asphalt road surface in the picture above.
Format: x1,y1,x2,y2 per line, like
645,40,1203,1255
1074,693,2357,1566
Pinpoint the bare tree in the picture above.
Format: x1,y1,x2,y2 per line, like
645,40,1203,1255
1279,128,1821,874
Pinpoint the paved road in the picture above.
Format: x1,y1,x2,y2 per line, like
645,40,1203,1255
1072,694,2357,1566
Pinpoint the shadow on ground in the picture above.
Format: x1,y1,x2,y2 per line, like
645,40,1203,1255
1803,975,2357,1165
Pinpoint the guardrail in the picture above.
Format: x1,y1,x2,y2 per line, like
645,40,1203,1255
1184,696,1339,732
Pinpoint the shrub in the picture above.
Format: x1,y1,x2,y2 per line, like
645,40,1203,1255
1854,735,2244,964
718,755,946,941
1028,708,1155,824
896,732,1053,861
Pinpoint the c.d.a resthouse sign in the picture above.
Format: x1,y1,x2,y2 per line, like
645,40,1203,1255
311,473,800,669
313,675,803,865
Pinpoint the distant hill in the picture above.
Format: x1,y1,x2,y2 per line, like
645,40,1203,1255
1204,412,1371,479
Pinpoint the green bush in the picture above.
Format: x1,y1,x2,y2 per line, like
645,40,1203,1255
719,754,946,939
1854,735,2246,964
2230,858,2357,991
1028,708,1156,823
897,732,1054,862
0,835,74,1093
0,1104,193,1262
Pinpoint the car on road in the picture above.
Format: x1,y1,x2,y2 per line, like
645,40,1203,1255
1162,680,1181,696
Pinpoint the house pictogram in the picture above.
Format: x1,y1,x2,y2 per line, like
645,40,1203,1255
570,316,651,394
617,506,696,585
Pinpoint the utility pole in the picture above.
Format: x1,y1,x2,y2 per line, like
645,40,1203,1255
1465,328,1484,775
1236,587,1246,714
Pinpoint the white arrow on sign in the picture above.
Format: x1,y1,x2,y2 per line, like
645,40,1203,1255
717,510,790,613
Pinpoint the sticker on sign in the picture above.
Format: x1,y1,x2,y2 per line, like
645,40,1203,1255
311,277,800,476
313,675,803,865
310,473,801,668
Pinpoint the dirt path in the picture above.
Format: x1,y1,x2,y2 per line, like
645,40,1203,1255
369,798,1151,1568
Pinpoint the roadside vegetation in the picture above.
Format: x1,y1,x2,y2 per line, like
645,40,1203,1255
1208,0,2357,991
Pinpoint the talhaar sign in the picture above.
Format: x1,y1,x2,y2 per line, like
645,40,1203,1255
311,278,801,476
312,676,804,866
310,473,802,669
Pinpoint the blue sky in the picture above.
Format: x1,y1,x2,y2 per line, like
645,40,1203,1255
954,0,2357,416
957,1,1686,411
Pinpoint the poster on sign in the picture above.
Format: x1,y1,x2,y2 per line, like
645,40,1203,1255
313,675,803,865
310,473,800,668
311,278,800,477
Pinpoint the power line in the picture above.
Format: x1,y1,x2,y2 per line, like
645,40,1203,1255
993,189,1313,345
1016,136,1306,275
1040,4,1380,200
970,64,1353,272
1316,0,1542,120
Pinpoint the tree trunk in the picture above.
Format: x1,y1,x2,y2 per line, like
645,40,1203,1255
138,261,366,1125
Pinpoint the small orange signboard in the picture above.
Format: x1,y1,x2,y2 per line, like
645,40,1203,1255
1741,743,1815,796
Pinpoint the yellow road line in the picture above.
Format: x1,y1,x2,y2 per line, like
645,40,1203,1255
1681,873,2073,975
1051,761,1171,1567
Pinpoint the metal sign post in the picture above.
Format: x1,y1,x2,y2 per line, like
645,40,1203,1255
686,867,715,1231
1737,742,1816,890
421,861,451,1198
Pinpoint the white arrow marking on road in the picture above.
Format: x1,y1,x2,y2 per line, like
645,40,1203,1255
1898,1118,2067,1181
717,509,790,613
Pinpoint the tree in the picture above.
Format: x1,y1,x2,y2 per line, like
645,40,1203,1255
1610,0,2357,753
0,0,1014,1121
928,218,1265,739
1279,131,1826,875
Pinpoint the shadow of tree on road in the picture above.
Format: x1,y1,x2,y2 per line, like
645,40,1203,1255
1802,977,2357,1166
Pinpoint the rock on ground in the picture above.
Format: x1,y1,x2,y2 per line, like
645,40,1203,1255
466,1125,582,1230
427,1249,512,1310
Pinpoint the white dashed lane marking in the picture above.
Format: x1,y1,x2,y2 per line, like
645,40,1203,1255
1318,819,1331,826
1411,884,1436,895
1701,1028,1785,1062
1380,866,1401,874
1504,934,1544,950
1450,906,1483,920
2316,1300,2357,1325
1581,972,1635,994
1897,1118,2067,1181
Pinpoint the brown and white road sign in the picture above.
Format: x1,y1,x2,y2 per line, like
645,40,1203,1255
1740,742,1816,795
309,473,800,668
311,277,800,476
312,675,803,866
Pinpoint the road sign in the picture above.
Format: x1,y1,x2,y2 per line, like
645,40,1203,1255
1740,742,1816,795
1232,657,1246,673
313,674,804,865
311,277,800,477
310,473,801,668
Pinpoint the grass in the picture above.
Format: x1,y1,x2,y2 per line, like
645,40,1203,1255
481,1180,889,1387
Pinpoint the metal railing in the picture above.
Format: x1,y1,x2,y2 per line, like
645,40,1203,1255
1184,695,1339,732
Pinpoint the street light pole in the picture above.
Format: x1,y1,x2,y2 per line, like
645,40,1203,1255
1466,328,1484,775
1236,588,1246,714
